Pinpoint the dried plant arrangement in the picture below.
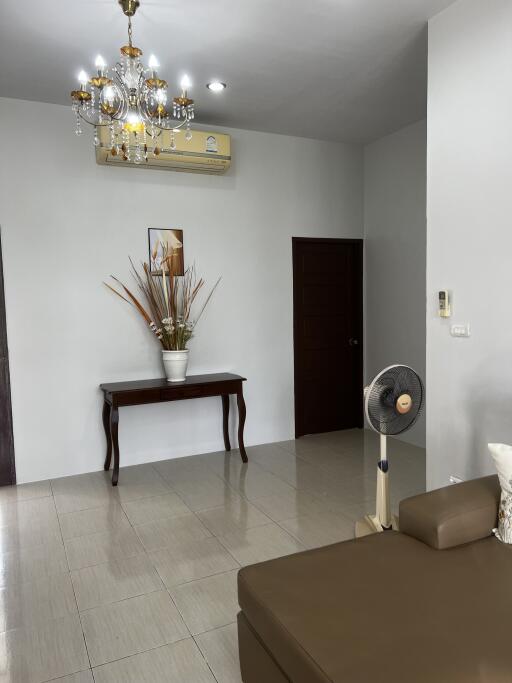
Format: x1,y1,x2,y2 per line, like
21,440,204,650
105,243,220,352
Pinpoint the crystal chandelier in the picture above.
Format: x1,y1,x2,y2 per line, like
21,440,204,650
70,0,196,164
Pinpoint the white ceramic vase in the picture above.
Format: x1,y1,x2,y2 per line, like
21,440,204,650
162,349,189,382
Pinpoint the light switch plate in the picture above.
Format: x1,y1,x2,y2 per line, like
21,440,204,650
450,324,470,338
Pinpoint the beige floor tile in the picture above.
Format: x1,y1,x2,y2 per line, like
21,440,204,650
122,492,191,525
0,572,77,633
109,464,171,503
59,502,130,540
0,480,52,507
48,672,94,683
319,453,377,480
149,536,239,588
65,526,145,571
277,438,349,462
300,471,376,505
167,468,223,487
279,510,355,549
228,468,296,502
154,455,211,483
92,638,216,683
329,499,373,522
173,477,242,512
71,552,163,611
0,512,62,555
0,541,68,587
316,477,376,511
196,499,271,536
0,495,58,529
249,452,320,489
81,590,189,666
0,433,425,683
0,614,89,683
52,473,113,514
0,496,61,553
245,443,287,459
250,489,331,522
134,513,211,552
205,451,251,480
294,447,369,475
306,429,365,452
195,622,242,683
218,523,304,567
170,570,239,635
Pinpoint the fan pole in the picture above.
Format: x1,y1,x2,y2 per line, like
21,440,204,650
355,433,395,537
376,434,391,529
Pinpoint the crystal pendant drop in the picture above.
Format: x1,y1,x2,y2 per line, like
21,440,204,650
170,133,176,150
74,106,82,136
185,126,192,142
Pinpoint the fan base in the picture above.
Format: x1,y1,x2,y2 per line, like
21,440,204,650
355,514,399,538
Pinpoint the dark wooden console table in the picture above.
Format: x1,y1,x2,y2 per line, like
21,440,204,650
100,373,247,485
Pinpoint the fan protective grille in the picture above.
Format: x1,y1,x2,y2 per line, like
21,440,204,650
365,365,424,436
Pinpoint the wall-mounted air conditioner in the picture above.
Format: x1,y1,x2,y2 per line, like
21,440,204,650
95,128,231,174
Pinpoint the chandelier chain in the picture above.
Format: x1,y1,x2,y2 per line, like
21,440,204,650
128,16,133,47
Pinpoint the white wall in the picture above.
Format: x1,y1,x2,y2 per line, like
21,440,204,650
0,97,363,483
427,0,512,488
364,120,427,447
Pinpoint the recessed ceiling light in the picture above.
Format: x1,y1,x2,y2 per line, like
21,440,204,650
206,81,226,92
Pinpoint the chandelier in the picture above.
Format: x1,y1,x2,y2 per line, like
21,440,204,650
70,0,196,164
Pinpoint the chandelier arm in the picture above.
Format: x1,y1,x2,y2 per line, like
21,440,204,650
137,70,194,133
111,65,130,121
149,118,190,132
76,109,113,127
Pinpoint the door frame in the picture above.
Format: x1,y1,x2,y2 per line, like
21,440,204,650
0,230,16,486
292,236,364,438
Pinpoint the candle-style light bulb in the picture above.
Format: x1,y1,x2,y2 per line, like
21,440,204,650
148,55,159,70
95,55,106,70
78,70,89,88
180,74,191,92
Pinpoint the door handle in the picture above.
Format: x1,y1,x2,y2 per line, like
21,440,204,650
348,338,359,346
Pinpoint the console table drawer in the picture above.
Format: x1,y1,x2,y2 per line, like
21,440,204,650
160,386,203,401
160,381,239,402
115,389,162,406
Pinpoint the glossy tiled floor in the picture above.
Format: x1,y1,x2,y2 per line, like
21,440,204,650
0,429,425,682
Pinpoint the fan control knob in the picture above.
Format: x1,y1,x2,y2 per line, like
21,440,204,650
396,393,412,414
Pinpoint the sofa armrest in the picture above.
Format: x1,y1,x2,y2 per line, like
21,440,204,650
399,475,500,550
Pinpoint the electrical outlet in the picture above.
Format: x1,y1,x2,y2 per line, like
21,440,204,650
449,475,463,485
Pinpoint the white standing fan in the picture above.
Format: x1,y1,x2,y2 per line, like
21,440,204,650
355,364,424,537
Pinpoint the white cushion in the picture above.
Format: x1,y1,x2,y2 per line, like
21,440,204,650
488,443,512,544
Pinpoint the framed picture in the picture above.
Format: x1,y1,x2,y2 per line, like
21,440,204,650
148,228,184,276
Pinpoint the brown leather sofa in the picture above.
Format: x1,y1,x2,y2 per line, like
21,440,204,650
237,475,510,682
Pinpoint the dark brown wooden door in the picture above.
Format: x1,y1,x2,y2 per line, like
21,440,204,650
293,237,363,437
0,231,15,486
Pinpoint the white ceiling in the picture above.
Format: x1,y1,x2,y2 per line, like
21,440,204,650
0,0,455,143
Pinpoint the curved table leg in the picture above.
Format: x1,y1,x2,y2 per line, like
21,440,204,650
222,395,231,452
110,406,120,486
102,401,112,471
237,389,248,463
